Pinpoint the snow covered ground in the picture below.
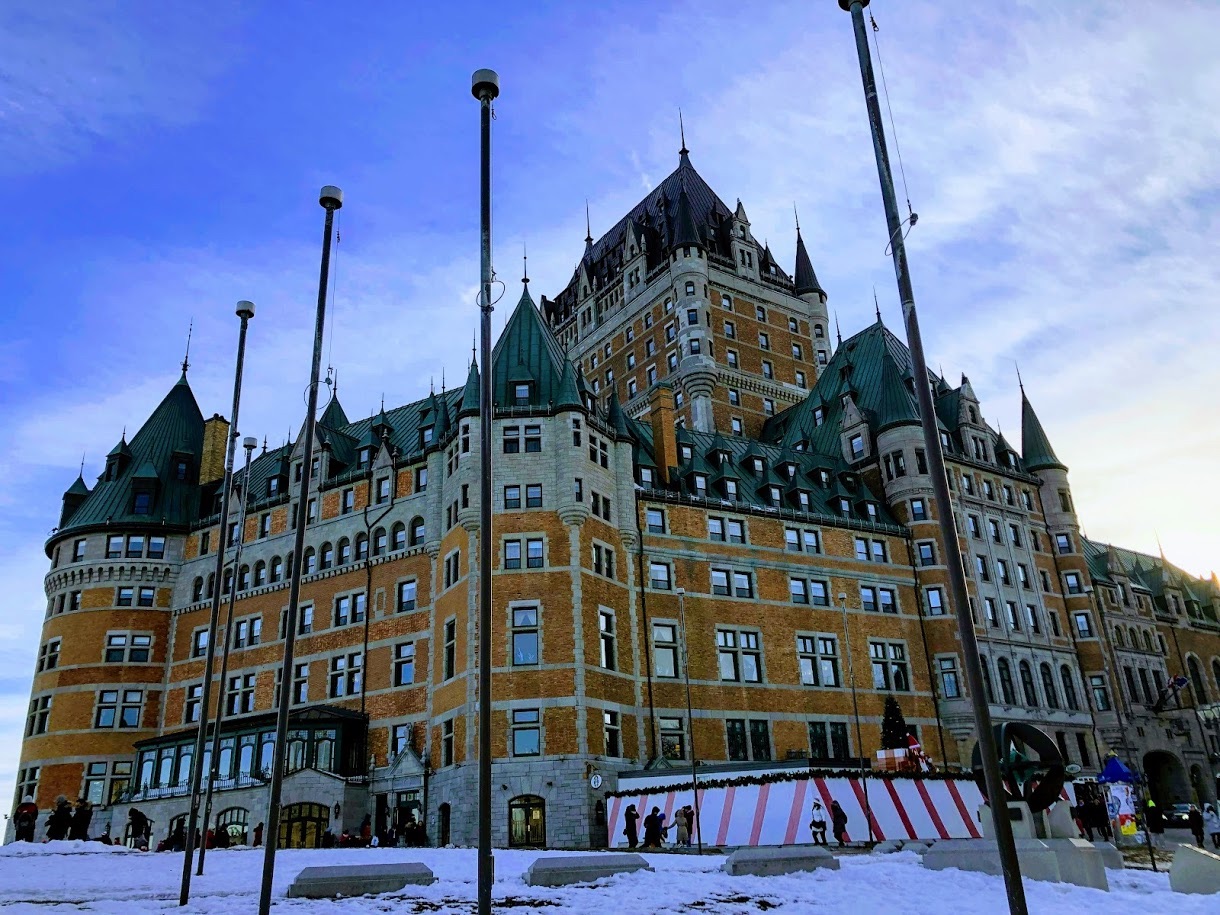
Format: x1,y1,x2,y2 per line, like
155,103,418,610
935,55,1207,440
0,841,1208,913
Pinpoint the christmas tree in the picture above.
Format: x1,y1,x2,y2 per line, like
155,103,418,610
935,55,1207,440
880,695,910,751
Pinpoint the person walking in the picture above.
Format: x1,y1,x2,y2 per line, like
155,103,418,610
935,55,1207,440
809,800,828,846
1092,798,1113,842
45,796,73,841
642,807,665,848
1145,799,1165,849
1202,803,1220,850
253,821,264,847
68,799,93,841
675,807,690,847
127,808,150,850
830,800,849,848
1188,805,1205,849
623,804,640,849
13,796,38,843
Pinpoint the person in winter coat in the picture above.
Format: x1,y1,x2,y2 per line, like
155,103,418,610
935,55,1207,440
1202,804,1220,850
1188,805,1205,849
675,808,690,846
682,806,697,847
830,800,849,848
45,796,73,841
68,799,93,841
13,797,38,843
809,801,828,846
253,822,264,847
642,807,666,848
1145,800,1164,848
623,805,640,849
1091,798,1113,842
127,808,150,849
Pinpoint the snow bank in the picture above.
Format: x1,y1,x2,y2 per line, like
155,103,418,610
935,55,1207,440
0,839,135,857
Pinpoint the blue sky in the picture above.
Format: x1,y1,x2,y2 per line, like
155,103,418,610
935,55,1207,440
2,0,1218,813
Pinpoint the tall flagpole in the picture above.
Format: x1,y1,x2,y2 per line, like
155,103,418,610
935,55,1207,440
257,186,342,915
179,299,255,906
839,3,1027,912
471,68,499,915
197,435,258,873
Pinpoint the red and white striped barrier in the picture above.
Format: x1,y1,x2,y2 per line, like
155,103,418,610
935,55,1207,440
607,776,996,847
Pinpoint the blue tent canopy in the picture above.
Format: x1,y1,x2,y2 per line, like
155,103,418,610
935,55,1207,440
1097,755,1136,784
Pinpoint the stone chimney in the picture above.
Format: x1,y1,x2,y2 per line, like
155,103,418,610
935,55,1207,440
200,414,230,485
647,384,678,485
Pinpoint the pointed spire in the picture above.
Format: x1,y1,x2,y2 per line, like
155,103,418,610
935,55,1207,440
793,207,824,298
678,109,691,167
181,319,193,376
584,200,593,254
835,312,843,346
671,181,702,250
522,241,529,285
607,390,632,439
460,358,481,415
262,436,268,456
1015,361,1025,395
874,287,882,323
1020,388,1067,472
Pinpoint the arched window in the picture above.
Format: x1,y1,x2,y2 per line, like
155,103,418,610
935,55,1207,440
319,543,333,569
508,795,546,847
270,556,283,582
337,538,351,565
1143,631,1154,653
1061,666,1079,711
373,528,386,556
1040,663,1059,709
410,517,425,547
304,548,317,575
1018,660,1037,706
1114,627,1125,648
1187,656,1208,702
238,565,250,591
254,561,267,586
207,573,215,600
216,808,249,847
684,281,695,296
355,533,369,560
192,577,204,602
997,658,1016,705
392,523,407,551
223,568,234,596
814,323,825,339
278,802,329,850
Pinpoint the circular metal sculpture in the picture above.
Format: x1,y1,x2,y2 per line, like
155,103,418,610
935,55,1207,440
970,722,1066,813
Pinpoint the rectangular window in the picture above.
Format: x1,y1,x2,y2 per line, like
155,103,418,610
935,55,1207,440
504,539,522,570
184,683,202,723
1090,675,1111,711
526,484,543,508
397,580,417,613
649,562,671,590
226,672,256,715
511,709,541,756
870,641,910,691
26,696,51,736
937,656,962,698
328,652,363,698
861,586,878,613
599,611,616,670
298,604,314,635
137,586,155,607
797,635,840,687
1064,572,1082,594
376,477,390,504
603,710,621,757
926,588,945,616
646,508,666,533
504,484,521,509
527,538,544,569
512,606,539,665
444,619,457,680
1056,533,1072,555
917,542,936,567
394,642,415,686
653,623,678,678
717,629,762,682
1073,611,1093,637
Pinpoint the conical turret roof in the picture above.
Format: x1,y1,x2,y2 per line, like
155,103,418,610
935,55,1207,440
874,351,920,432
671,183,702,250
491,282,573,409
793,229,824,297
459,360,480,415
1021,391,1066,472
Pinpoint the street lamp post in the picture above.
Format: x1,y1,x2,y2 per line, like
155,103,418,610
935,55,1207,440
198,436,259,874
675,588,703,853
179,299,255,907
838,593,873,843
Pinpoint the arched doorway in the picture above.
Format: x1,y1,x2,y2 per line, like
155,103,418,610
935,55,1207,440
508,795,546,847
1144,751,1190,807
278,802,329,849
216,807,249,846
438,803,451,846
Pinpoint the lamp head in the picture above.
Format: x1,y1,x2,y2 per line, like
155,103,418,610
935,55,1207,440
471,69,500,101
235,300,255,319
319,186,343,209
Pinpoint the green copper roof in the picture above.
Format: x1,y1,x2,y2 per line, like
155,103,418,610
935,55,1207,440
459,360,480,415
320,392,350,430
491,282,576,409
874,350,920,432
54,374,206,547
64,475,91,497
793,229,823,296
1020,391,1066,472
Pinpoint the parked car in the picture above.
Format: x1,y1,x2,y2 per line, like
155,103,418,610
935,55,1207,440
1164,803,1192,828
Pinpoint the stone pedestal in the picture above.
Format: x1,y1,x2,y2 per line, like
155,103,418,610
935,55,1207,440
524,854,652,887
1169,845,1220,895
287,863,436,898
723,845,840,877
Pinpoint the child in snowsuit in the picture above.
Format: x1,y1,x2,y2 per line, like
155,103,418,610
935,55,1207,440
809,801,828,845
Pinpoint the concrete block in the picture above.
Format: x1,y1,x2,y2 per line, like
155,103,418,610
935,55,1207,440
524,854,652,887
903,840,931,855
287,863,436,898
924,838,1107,891
872,840,903,854
1091,842,1124,871
723,845,841,877
1169,845,1220,895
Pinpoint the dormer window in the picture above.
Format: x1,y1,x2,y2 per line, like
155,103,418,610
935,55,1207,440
680,445,693,461
849,434,864,459
768,486,782,506
514,383,531,406
814,407,825,426
838,498,852,517
796,490,811,511
174,459,190,482
751,458,764,475
693,474,707,496
724,480,738,499
132,491,152,515
421,425,434,447
818,469,831,487
357,447,372,469
311,456,320,479
969,406,978,423
865,503,879,521
269,477,281,496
